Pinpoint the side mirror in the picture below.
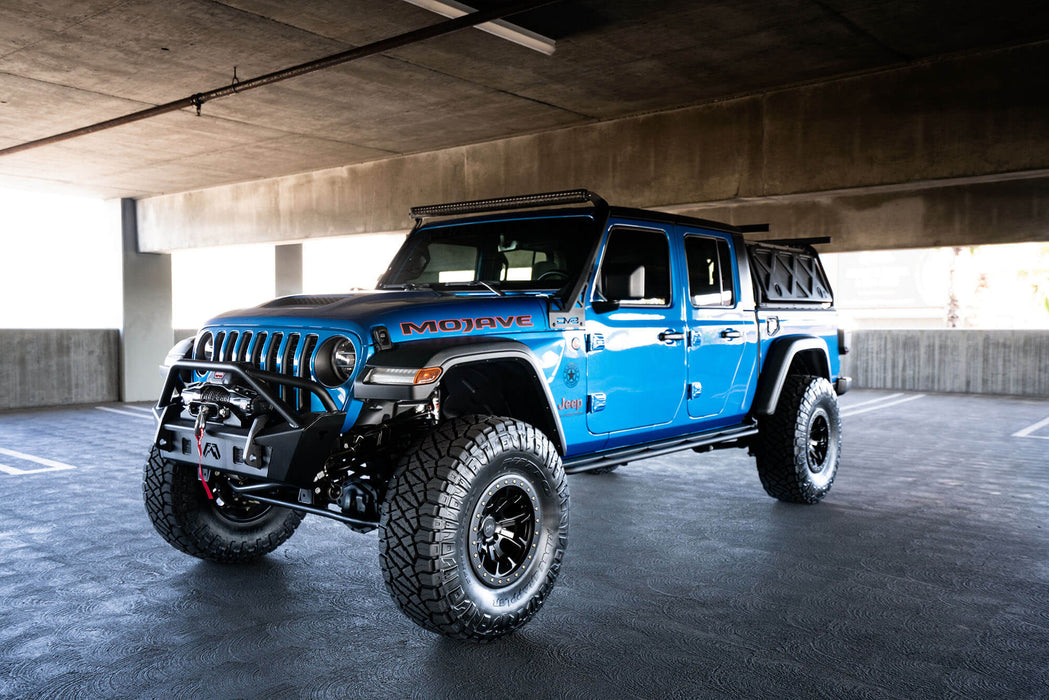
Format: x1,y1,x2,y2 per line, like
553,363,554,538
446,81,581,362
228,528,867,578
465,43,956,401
591,300,620,314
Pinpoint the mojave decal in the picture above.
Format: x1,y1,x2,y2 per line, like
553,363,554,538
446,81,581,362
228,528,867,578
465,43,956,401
400,315,534,335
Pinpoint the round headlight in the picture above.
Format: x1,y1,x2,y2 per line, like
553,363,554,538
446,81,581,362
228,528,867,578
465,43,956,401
315,336,356,387
196,332,214,361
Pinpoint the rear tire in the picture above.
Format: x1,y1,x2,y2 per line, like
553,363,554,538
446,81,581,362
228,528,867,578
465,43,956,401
379,416,569,641
142,446,303,563
753,374,841,504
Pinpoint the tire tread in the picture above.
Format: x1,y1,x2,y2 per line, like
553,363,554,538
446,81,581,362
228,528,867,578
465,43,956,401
753,374,841,504
142,446,302,563
379,416,569,641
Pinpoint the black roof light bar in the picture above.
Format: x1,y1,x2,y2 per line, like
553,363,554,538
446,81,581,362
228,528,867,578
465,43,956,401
755,236,833,248
410,189,607,219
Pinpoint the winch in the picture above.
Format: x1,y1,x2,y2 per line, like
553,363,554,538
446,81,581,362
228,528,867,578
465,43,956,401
181,382,268,424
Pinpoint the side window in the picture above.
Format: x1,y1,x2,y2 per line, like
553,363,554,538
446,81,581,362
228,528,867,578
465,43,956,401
597,227,671,305
685,235,735,307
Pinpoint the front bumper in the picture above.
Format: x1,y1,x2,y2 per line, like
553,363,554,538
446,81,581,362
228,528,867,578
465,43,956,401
153,359,344,485
835,376,852,396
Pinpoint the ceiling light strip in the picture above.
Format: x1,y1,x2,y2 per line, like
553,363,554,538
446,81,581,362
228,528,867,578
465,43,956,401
402,0,555,55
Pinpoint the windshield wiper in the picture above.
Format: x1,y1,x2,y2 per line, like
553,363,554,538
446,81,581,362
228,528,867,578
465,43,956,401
431,281,505,296
382,282,448,295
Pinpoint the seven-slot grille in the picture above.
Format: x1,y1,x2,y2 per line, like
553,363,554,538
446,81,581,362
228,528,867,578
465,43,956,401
194,329,326,412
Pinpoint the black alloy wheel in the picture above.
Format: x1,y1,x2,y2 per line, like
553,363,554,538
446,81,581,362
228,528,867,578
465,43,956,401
807,412,830,472
469,478,538,587
209,474,273,524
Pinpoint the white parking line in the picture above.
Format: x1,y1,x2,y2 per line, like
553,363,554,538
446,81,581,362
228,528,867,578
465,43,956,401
95,406,156,421
840,394,925,417
839,393,904,411
1012,415,1049,440
0,447,77,475
124,405,155,414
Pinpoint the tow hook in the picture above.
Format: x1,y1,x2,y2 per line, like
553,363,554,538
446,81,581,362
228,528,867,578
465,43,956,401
243,414,268,467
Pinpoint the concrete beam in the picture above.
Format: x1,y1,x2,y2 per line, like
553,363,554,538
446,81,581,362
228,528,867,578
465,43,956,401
119,199,173,402
673,175,1049,253
138,41,1049,253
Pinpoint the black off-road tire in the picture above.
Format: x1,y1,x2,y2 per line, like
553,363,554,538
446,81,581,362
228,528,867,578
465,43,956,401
379,416,569,641
753,374,842,504
142,446,303,563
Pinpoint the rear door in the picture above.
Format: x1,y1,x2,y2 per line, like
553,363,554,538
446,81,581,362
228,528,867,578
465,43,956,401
585,224,687,434
681,230,756,422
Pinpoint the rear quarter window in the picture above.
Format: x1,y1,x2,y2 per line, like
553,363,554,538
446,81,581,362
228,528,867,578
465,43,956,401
747,243,833,306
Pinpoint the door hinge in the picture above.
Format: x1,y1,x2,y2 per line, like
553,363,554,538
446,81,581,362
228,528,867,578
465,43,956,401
688,381,703,399
588,393,606,413
588,333,605,352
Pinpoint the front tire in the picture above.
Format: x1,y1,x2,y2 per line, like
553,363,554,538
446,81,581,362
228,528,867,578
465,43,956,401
142,446,303,563
379,416,569,641
753,374,841,504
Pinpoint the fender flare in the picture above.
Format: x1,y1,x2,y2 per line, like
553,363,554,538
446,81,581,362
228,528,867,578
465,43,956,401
354,338,567,454
751,336,831,416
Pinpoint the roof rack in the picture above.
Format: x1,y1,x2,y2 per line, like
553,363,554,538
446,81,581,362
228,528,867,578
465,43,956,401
410,189,607,219
754,236,832,248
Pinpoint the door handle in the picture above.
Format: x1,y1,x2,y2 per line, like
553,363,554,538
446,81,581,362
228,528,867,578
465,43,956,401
659,329,686,343
720,329,742,340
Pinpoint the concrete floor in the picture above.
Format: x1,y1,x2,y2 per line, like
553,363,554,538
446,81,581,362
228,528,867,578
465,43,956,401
1,390,1047,698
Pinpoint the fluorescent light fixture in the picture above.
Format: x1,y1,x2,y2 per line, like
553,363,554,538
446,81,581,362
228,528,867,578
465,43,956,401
402,0,556,55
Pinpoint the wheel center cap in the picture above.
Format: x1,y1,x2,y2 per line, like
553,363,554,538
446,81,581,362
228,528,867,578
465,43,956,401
481,516,496,539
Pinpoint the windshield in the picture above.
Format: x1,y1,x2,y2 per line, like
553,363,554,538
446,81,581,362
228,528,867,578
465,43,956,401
379,215,597,293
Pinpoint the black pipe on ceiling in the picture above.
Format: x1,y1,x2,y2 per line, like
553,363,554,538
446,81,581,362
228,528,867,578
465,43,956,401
0,0,557,159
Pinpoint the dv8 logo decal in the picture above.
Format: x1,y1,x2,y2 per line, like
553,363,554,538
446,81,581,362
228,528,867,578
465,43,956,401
400,315,534,335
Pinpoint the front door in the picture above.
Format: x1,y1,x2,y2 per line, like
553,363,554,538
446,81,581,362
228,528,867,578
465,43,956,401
585,225,687,434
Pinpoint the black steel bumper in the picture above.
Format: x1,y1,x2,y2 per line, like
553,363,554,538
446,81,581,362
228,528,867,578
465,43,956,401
835,376,852,396
153,359,344,484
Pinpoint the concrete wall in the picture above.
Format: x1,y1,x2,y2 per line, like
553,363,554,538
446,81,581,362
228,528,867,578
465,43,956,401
2,329,1045,411
137,41,1049,253
846,330,1049,397
0,330,120,410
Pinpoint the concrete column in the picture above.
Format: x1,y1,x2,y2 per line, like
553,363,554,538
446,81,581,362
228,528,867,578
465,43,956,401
275,243,303,297
119,198,172,402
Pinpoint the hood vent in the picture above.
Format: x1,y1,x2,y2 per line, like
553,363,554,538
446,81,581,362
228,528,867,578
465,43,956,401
264,295,345,308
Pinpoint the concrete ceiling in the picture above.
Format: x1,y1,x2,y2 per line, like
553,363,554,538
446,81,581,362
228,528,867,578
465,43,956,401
2,0,1049,200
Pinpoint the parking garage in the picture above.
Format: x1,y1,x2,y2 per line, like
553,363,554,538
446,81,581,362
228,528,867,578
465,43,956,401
1,1,1048,697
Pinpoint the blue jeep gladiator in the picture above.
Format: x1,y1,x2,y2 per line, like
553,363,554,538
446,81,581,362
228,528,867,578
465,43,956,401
145,190,850,640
